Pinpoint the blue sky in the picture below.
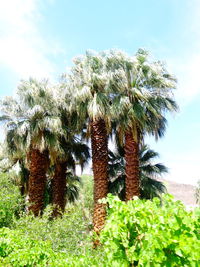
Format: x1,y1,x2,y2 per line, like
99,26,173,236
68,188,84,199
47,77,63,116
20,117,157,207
0,0,200,185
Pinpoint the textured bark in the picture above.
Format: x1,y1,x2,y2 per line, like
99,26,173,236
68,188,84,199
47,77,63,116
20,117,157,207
91,119,108,238
125,128,140,201
52,160,67,217
28,148,49,216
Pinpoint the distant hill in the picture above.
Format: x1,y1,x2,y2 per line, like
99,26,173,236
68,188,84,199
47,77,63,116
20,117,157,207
163,179,198,207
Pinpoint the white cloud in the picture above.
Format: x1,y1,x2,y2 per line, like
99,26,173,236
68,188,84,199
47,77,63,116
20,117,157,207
0,0,62,79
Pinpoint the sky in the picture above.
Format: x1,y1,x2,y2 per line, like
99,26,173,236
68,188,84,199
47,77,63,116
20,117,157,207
0,0,200,185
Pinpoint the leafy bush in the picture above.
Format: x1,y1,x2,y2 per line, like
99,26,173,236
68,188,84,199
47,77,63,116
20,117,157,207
3,172,199,266
0,173,24,228
0,227,58,266
11,205,91,255
9,175,94,255
101,194,200,267
0,228,106,266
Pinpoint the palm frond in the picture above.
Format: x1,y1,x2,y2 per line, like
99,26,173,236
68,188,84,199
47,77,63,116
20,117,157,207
108,144,168,200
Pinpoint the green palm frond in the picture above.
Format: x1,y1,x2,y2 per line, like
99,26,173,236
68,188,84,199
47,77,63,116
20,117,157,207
104,49,178,142
63,50,113,134
108,144,168,200
141,163,168,176
140,175,167,200
66,172,82,203
1,78,64,157
139,145,159,162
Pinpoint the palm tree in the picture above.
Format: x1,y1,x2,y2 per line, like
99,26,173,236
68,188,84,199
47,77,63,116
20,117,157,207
51,138,90,217
45,168,82,210
0,79,61,216
66,51,112,234
51,158,67,216
49,88,90,217
0,98,30,196
108,144,167,200
1,80,90,216
106,49,178,201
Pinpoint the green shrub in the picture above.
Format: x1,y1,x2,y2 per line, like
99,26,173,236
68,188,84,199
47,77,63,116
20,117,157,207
0,173,24,228
101,194,200,267
11,205,92,255
0,228,106,266
0,174,108,266
10,175,94,255
0,227,58,266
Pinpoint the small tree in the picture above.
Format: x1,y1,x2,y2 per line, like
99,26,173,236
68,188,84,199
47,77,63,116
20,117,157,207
50,85,90,216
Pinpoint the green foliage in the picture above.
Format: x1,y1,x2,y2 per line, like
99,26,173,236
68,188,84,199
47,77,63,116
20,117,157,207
10,175,93,255
0,175,107,266
0,227,58,266
0,173,24,228
1,173,199,266
11,206,90,255
108,144,167,200
44,171,82,208
0,227,106,267
101,194,200,266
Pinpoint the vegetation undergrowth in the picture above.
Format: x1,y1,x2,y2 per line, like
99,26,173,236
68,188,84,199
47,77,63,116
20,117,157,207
0,173,107,266
101,194,200,266
0,173,24,228
0,172,200,266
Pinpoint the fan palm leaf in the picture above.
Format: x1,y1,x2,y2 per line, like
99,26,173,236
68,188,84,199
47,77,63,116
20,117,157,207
108,144,167,200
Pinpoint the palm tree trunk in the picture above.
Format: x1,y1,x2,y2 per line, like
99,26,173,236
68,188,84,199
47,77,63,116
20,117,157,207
28,148,49,216
125,128,140,200
91,118,108,237
52,160,67,217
